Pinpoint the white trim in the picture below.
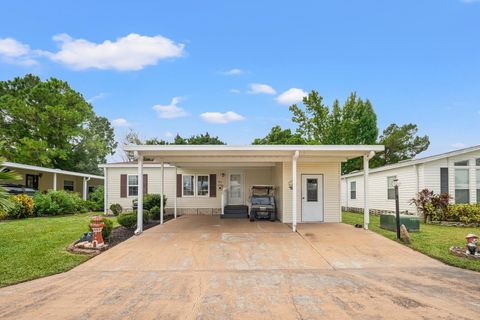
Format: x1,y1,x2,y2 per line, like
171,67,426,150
135,158,143,235
160,160,164,225
3,161,104,179
127,174,139,197
124,144,384,152
99,163,175,168
104,167,108,215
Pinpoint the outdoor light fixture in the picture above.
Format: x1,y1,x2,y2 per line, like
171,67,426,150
288,180,293,190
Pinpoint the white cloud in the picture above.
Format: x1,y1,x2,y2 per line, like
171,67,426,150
229,89,241,94
164,131,174,138
111,118,131,127
200,111,245,124
451,142,467,149
153,97,189,119
48,33,184,71
87,92,108,103
248,83,276,95
461,0,480,3
0,38,38,66
221,68,243,75
275,88,308,105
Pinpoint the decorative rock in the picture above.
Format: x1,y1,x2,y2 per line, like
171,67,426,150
450,246,480,260
400,224,411,244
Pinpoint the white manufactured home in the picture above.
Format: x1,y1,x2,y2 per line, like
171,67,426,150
341,145,480,214
100,145,383,232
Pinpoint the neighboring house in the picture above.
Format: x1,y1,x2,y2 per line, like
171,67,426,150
100,144,383,233
341,145,480,214
0,161,104,200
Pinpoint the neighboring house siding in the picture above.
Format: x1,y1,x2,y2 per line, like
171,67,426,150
341,148,480,214
282,161,341,223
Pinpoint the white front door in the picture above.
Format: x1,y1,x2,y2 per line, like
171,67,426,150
228,172,244,205
301,174,324,222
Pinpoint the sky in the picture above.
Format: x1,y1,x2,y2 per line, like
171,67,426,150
0,0,479,161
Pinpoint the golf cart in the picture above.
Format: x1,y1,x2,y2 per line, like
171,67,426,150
249,185,276,222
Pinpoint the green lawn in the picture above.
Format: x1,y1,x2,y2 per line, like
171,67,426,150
342,212,480,272
0,212,115,287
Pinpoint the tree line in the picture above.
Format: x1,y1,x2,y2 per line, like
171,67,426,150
0,74,429,175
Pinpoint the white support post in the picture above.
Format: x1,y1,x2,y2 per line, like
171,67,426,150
292,151,299,232
160,160,164,225
363,153,371,230
174,165,177,219
221,190,225,215
53,173,57,191
135,156,144,235
103,167,108,215
82,177,90,201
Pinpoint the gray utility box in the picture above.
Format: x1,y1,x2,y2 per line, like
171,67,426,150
380,214,420,232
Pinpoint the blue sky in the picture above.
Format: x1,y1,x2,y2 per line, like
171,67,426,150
1,0,479,160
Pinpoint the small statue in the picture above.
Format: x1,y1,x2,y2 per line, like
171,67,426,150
80,232,93,243
465,234,479,256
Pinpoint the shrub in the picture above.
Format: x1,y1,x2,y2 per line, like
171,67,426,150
117,210,151,230
110,203,122,216
410,189,450,222
88,217,114,241
88,186,104,211
445,204,480,224
141,194,167,211
117,213,137,229
33,190,87,216
150,205,161,220
8,194,34,219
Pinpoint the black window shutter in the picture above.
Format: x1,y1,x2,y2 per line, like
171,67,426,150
440,168,448,194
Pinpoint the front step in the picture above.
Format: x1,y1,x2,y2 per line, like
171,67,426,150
221,205,249,219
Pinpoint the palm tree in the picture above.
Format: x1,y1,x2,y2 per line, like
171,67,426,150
0,158,21,213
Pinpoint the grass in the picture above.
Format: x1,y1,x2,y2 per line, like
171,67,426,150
342,212,480,272
0,212,117,287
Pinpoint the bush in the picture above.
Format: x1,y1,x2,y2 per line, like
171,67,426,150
33,190,87,216
142,194,167,211
110,203,122,216
410,189,450,222
88,186,104,211
117,210,151,230
150,205,161,220
8,194,34,219
117,213,137,229
88,217,114,241
445,204,480,224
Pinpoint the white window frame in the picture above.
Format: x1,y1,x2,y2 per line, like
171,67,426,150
127,174,139,197
387,176,396,200
476,169,480,203
196,174,210,197
63,180,74,192
350,181,356,200
182,174,195,197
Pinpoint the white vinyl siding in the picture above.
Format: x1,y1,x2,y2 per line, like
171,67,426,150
477,169,480,203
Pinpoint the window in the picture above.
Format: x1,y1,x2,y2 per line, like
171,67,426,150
128,175,138,197
454,160,469,166
477,169,480,203
350,181,356,200
63,180,74,192
476,158,480,166
440,168,449,194
26,174,39,189
182,175,195,196
197,175,209,196
306,178,318,202
387,176,396,200
455,169,469,204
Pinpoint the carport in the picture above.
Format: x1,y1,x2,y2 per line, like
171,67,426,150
123,145,383,233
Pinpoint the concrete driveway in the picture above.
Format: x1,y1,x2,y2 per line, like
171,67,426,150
1,215,479,320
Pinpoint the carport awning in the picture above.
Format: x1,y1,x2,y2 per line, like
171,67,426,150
123,145,384,163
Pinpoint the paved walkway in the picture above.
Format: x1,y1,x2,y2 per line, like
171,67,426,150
0,215,479,319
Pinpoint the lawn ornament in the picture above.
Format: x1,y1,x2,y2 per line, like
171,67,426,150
79,232,93,243
465,234,479,256
90,216,105,248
